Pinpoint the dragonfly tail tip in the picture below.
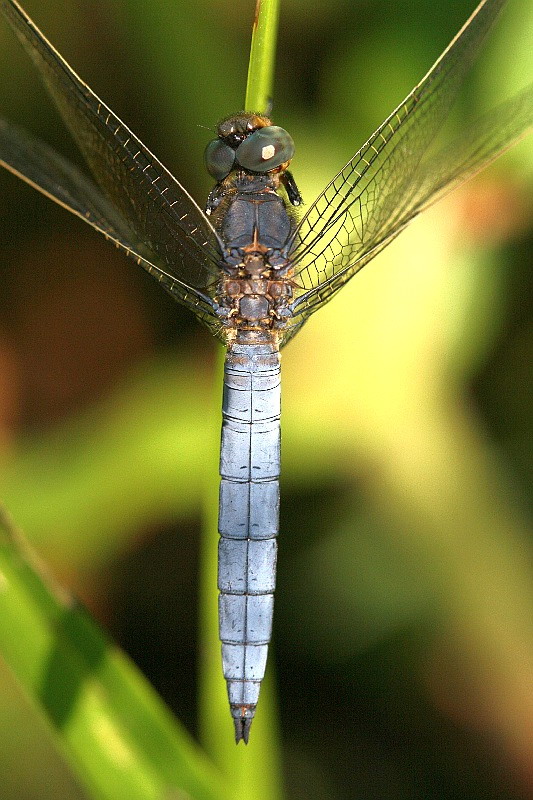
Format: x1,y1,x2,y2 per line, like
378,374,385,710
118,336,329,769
234,716,252,744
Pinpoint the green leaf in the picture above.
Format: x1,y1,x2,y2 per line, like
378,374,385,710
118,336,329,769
0,509,230,800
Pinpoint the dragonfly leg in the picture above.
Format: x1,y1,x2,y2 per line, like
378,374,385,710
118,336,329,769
281,170,303,206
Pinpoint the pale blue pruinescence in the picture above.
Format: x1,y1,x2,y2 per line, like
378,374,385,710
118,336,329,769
218,340,280,740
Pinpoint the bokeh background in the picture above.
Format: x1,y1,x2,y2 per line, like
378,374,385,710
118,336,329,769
0,0,532,797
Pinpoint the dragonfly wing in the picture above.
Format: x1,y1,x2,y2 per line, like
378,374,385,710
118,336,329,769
288,0,511,322
286,81,533,328
0,118,223,338
0,0,223,295
396,81,533,222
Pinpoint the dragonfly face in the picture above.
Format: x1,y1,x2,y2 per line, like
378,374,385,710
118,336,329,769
0,0,531,745
205,112,302,213
205,113,293,178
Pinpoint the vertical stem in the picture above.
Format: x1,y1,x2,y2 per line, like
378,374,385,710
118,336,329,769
198,0,283,796
245,0,281,113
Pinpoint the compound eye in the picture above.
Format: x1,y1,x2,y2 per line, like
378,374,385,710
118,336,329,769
204,138,236,181
235,126,294,173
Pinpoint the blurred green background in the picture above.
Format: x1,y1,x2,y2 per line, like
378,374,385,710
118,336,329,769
0,0,532,798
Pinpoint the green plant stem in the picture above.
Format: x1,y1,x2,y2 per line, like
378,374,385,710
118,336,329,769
198,0,283,796
245,0,281,113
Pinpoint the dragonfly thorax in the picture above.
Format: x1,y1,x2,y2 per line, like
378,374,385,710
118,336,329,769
243,250,269,276
217,271,293,330
208,171,296,333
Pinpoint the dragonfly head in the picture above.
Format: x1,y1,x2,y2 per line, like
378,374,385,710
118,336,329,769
204,112,295,182
217,112,270,145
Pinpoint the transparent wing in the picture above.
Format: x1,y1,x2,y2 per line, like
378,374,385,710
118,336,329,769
0,118,224,339
286,80,533,329
0,0,223,295
401,80,533,221
288,0,512,323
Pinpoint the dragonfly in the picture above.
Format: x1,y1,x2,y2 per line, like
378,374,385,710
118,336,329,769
0,0,531,744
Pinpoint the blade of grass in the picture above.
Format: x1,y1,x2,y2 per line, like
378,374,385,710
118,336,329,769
0,509,230,800
198,0,283,797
